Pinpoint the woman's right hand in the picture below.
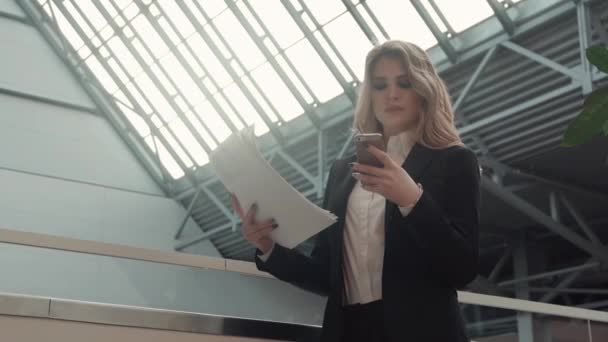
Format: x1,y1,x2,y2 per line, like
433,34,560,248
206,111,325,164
230,194,277,254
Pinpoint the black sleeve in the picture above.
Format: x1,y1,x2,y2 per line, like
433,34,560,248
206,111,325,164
401,147,480,289
254,163,336,297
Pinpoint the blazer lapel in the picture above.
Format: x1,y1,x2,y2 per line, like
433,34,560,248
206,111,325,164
331,155,357,228
385,143,436,223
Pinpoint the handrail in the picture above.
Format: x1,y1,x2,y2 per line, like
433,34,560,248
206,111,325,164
2,227,608,324
0,292,321,340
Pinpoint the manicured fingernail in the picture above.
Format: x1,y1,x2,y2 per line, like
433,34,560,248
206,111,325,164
349,162,355,167
352,172,360,177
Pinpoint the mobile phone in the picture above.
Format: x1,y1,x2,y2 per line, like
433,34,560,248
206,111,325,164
354,133,386,168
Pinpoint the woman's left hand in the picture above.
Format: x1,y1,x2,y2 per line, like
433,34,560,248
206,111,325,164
352,145,420,207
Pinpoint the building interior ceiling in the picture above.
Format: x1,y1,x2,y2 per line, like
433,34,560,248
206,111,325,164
16,0,608,334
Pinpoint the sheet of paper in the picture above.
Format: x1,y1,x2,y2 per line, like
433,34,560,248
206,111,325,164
209,127,337,249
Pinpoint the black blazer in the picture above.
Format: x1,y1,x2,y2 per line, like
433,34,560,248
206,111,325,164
256,143,481,342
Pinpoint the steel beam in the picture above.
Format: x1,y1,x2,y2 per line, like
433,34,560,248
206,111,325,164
317,131,325,197
479,157,608,201
427,0,456,37
549,192,560,223
498,262,601,287
459,83,580,136
453,46,497,112
512,237,534,342
281,0,357,101
577,0,593,94
540,269,585,303
410,0,458,64
0,9,31,25
175,186,319,249
489,247,512,282
559,194,602,246
501,41,580,81
276,150,317,186
175,188,202,239
341,0,380,45
591,11,608,44
482,177,608,265
487,0,516,35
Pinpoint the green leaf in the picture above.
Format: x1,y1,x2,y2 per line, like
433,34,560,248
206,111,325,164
587,45,608,74
603,120,608,136
562,86,608,146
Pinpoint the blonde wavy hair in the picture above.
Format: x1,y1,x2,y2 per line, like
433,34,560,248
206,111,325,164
353,40,462,149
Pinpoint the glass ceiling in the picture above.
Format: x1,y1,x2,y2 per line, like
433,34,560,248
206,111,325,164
37,0,523,180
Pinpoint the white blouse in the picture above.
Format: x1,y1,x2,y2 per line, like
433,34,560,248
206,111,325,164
260,132,420,305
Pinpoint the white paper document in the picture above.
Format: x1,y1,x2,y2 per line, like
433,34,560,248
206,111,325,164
209,127,337,249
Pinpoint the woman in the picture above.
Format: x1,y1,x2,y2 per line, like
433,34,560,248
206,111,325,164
232,40,480,342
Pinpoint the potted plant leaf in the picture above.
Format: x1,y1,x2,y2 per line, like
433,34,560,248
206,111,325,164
562,44,608,147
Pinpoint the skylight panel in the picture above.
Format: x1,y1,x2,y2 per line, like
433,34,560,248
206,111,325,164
433,0,494,32
284,40,343,103
212,10,266,72
250,62,303,121
364,0,437,49
247,1,304,49
323,12,372,81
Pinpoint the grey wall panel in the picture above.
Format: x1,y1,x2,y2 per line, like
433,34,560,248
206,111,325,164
0,243,325,326
0,18,94,108
0,168,220,256
0,0,24,17
0,94,162,194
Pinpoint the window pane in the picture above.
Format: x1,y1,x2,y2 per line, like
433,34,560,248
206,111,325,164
366,0,437,49
125,82,153,115
223,83,269,136
434,0,493,32
131,15,170,60
184,110,219,150
159,53,204,105
145,136,184,179
241,77,277,122
199,0,227,19
284,40,342,103
248,1,303,49
168,120,209,166
74,1,106,32
63,1,94,39
133,73,176,122
157,0,196,38
159,126,193,168
323,12,372,81
193,100,233,144
85,55,119,94
187,35,233,88
212,93,245,130
107,36,143,78
53,6,84,50
213,10,265,71
118,102,151,136
303,0,346,25
250,63,303,121
181,0,209,26
149,63,177,97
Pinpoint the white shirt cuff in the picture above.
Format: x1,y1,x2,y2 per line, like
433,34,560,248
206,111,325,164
257,243,275,262
398,188,424,217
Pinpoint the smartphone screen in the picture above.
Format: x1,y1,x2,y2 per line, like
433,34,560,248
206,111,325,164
354,133,386,168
